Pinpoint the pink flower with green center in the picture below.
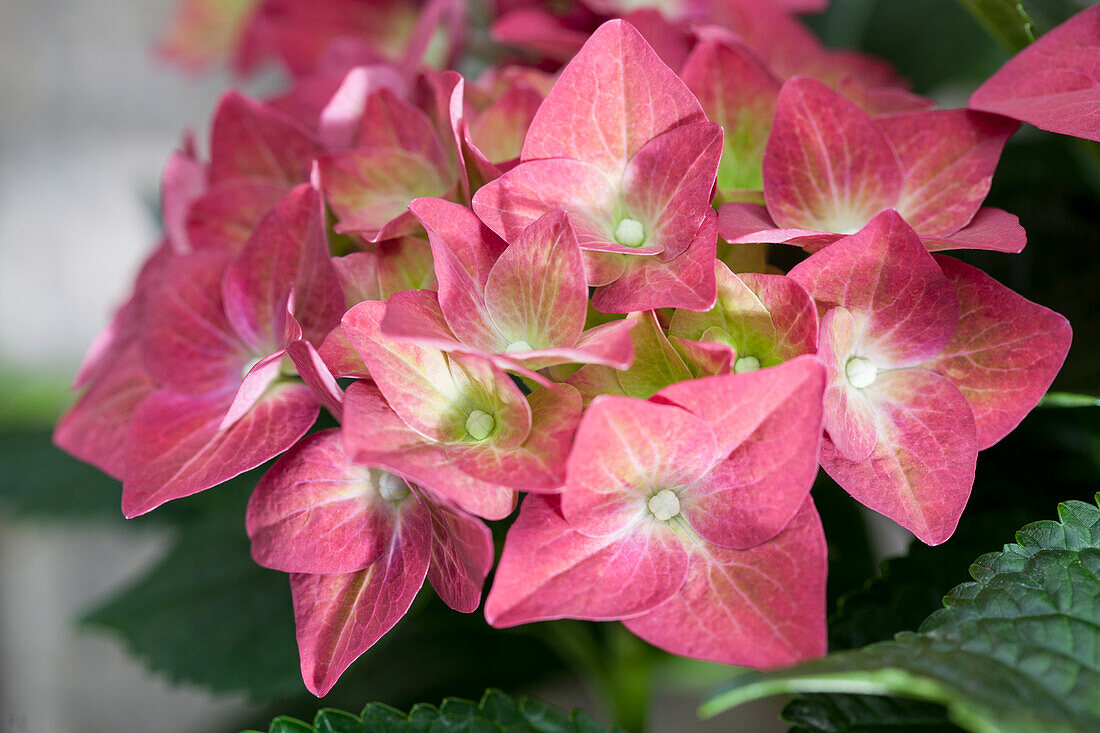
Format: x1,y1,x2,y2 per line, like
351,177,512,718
719,77,1024,255
245,428,493,696
339,300,582,515
473,20,722,313
788,210,1072,544
380,198,635,375
486,357,828,667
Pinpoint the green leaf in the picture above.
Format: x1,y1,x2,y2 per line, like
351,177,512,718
701,494,1100,733
1040,392,1100,408
956,0,1037,52
783,693,959,732
0,429,126,520
246,689,623,733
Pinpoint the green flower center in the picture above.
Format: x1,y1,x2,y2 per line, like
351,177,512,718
504,340,532,353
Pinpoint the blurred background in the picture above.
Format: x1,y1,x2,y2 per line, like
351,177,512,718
1,1,1097,731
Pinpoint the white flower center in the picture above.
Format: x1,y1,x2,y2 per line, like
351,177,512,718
241,356,263,377
647,489,681,521
614,218,646,247
465,410,496,440
845,356,878,389
504,340,532,353
378,472,410,502
734,355,761,373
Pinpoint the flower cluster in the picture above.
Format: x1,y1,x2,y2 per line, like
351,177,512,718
58,0,1088,698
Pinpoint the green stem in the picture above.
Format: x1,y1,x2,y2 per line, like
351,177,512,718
540,622,654,732
956,0,1037,52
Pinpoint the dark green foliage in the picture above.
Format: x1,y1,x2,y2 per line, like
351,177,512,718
702,495,1100,733
244,689,623,733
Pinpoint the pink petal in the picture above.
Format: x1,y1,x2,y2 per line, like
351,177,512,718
654,355,826,459
318,148,452,242
820,368,978,545
208,90,321,186
161,142,207,254
880,109,1017,237
489,7,588,64
122,382,319,517
923,256,1072,450
291,501,431,697
623,498,827,668
681,39,781,193
342,381,516,520
141,250,251,395
380,288,466,352
185,179,288,254
563,395,719,538
764,77,902,234
787,210,960,367
483,210,586,351
717,202,840,250
521,20,706,174
591,209,718,313
317,65,410,149
621,122,723,258
286,339,344,421
53,342,156,480
969,5,1100,142
353,88,450,161
318,325,370,380
331,239,436,307
467,81,544,167
668,361,826,549
816,307,879,462
219,349,286,430
246,429,405,573
920,207,1027,254
426,502,495,613
223,185,343,352
407,197,503,349
448,382,581,492
342,300,466,442
668,262,818,366
472,158,622,253
484,495,689,627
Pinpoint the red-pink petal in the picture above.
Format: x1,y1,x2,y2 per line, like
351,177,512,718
484,494,689,627
246,429,403,574
623,498,827,668
920,207,1027,254
969,5,1100,142
817,307,879,462
821,368,978,545
122,382,319,517
562,395,719,538
787,210,960,367
764,77,902,234
291,500,431,697
426,502,495,613
924,256,1071,450
880,109,1017,237
522,20,706,174
208,90,321,186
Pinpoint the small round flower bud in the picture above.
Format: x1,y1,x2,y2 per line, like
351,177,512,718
505,340,533,353
378,472,410,502
845,356,878,389
647,489,681,521
734,355,761,373
465,410,496,440
614,218,646,247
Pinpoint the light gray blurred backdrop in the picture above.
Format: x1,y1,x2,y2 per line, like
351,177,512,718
0,2,269,731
